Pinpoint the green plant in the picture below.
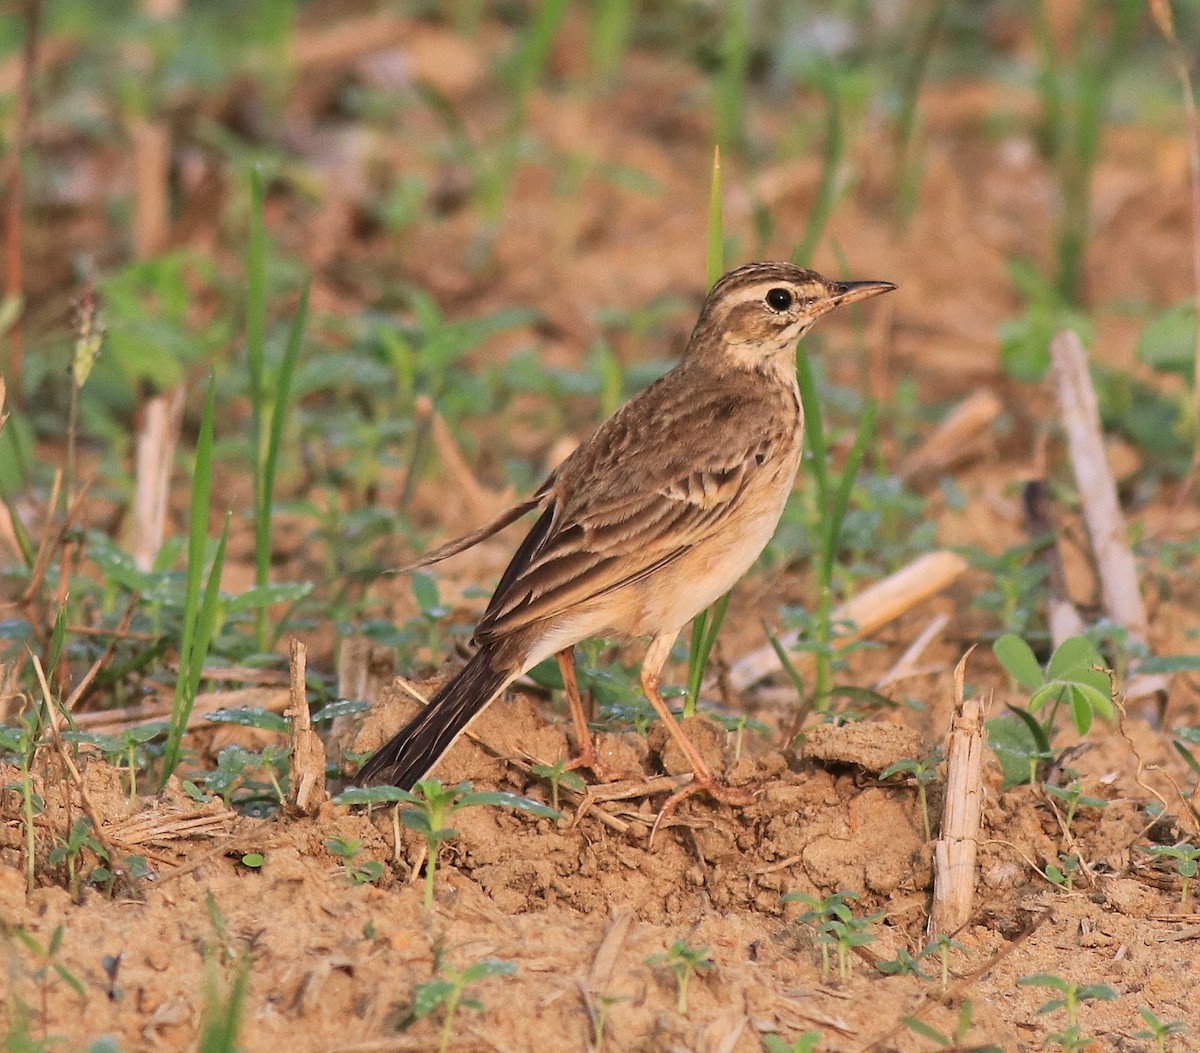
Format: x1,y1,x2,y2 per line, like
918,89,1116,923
1030,0,1140,304
198,950,252,1053
880,747,942,841
11,925,86,1036
987,635,1114,786
0,712,45,892
762,1031,823,1053
1139,842,1200,907
647,940,713,1014
48,818,107,902
64,722,168,803
530,759,586,812
921,934,966,993
685,148,729,718
1018,973,1117,1052
413,957,517,1053
875,947,928,980
334,779,557,909
901,999,1001,1053
325,837,385,886
1134,1007,1187,1053
1046,852,1082,892
159,376,230,788
1043,778,1108,837
784,890,880,981
794,351,876,710
244,166,309,655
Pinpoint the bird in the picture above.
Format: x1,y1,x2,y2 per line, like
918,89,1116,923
357,262,895,815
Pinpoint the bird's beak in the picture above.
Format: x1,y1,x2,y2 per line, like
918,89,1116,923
814,279,897,316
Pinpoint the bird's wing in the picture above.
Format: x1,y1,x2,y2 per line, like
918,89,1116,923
397,478,554,573
475,374,784,640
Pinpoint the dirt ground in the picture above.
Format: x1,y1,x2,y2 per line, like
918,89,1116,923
3,7,1200,1052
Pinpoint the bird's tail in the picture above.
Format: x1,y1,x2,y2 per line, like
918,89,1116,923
355,647,518,790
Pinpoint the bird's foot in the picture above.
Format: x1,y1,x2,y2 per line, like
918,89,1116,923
563,740,628,785
648,773,755,847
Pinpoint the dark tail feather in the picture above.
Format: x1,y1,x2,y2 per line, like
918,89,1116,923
355,649,515,790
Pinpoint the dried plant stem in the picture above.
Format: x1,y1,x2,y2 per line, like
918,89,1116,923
724,550,967,692
287,638,326,815
929,654,986,938
1050,330,1167,700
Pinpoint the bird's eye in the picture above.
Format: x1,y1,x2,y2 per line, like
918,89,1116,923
766,288,793,311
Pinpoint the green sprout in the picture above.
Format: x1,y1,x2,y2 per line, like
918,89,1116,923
880,747,943,841
413,957,517,1053
647,940,713,1015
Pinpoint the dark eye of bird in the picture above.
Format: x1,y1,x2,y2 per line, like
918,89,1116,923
765,287,793,311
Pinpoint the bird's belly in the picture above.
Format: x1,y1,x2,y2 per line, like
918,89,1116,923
624,471,796,638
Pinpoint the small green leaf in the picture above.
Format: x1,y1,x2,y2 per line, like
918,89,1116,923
1045,636,1103,680
994,634,1044,690
334,785,417,807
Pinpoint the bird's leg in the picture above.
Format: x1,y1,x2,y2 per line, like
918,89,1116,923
557,647,622,782
639,634,753,842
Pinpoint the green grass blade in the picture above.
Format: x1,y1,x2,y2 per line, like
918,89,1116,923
793,62,844,267
824,399,875,579
706,145,723,288
162,378,218,787
688,144,730,715
256,282,309,649
794,348,829,505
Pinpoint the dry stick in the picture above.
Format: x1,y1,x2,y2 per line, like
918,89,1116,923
1,0,41,406
898,388,1002,487
1021,479,1085,648
72,685,290,735
929,650,987,937
723,550,968,692
1049,331,1168,703
286,638,326,815
876,612,949,688
130,387,185,571
31,654,121,874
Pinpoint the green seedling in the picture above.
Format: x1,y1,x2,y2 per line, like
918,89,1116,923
12,925,86,1035
200,743,288,811
64,721,168,802
530,759,586,812
902,999,1001,1053
413,957,517,1053
1134,1007,1187,1053
921,933,966,993
784,890,880,981
590,991,632,1051
1018,974,1116,1053
987,634,1113,786
762,1031,823,1053
1042,779,1108,837
335,778,557,909
705,710,770,762
587,0,635,88
647,940,713,1014
1046,852,1082,893
875,947,928,980
0,713,45,892
325,837,385,886
1139,842,1200,907
880,747,943,841
48,818,107,902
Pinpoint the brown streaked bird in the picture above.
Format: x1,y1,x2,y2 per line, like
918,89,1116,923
357,262,895,813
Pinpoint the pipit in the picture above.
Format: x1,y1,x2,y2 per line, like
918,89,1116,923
358,262,895,814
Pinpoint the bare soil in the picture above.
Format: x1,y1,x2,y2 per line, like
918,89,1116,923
4,9,1200,1053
